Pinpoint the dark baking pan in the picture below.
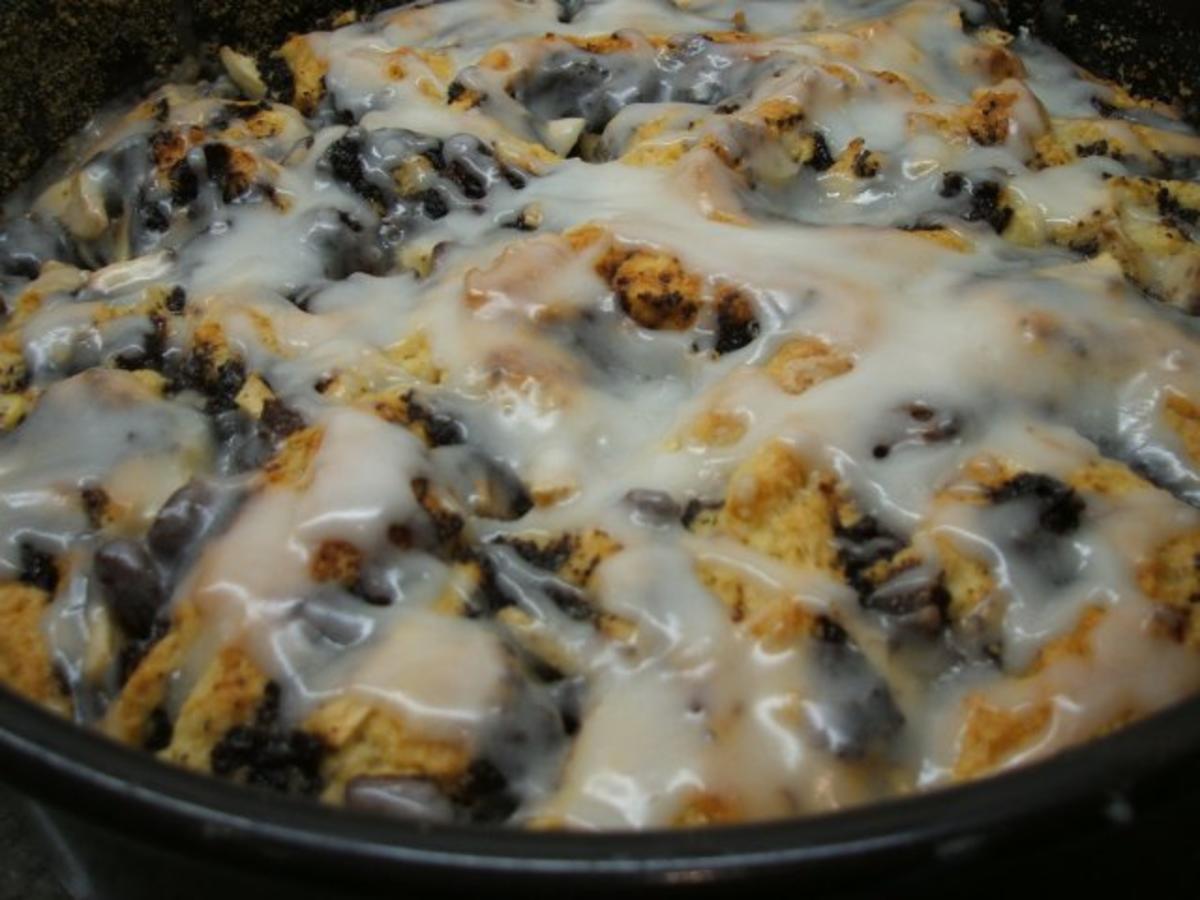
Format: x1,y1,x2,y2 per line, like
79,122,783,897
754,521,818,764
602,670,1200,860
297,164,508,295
0,2,1198,898
3,683,1200,898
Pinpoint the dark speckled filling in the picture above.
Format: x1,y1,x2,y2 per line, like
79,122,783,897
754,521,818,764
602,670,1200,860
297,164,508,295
0,1,1195,199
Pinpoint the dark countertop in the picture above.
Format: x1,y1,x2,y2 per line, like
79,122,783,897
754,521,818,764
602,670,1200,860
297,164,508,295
0,793,67,900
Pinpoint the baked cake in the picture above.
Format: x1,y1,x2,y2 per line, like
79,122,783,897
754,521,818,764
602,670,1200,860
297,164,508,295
1,0,1199,828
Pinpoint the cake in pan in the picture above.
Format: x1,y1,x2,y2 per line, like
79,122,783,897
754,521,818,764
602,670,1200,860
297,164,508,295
1,0,1199,829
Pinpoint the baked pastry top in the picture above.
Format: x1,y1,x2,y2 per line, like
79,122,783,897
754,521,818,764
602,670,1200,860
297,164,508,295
1,0,1200,828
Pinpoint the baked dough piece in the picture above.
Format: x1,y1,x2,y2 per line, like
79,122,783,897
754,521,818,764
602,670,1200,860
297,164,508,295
2,0,1200,831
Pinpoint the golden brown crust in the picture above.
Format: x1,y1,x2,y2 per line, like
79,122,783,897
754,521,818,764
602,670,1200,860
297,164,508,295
0,584,69,715
162,645,270,771
681,408,750,448
558,529,624,588
263,427,325,488
717,441,844,575
696,559,819,650
934,534,997,623
306,697,470,802
673,791,742,827
954,696,1051,779
1164,390,1200,464
1029,606,1106,674
765,337,855,395
309,539,364,585
963,88,1021,147
1068,459,1152,497
1136,530,1200,648
104,602,202,745
277,36,328,116
598,246,704,330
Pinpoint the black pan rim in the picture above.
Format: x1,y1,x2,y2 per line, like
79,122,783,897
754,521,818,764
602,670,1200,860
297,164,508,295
0,0,1199,887
1,681,1198,883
